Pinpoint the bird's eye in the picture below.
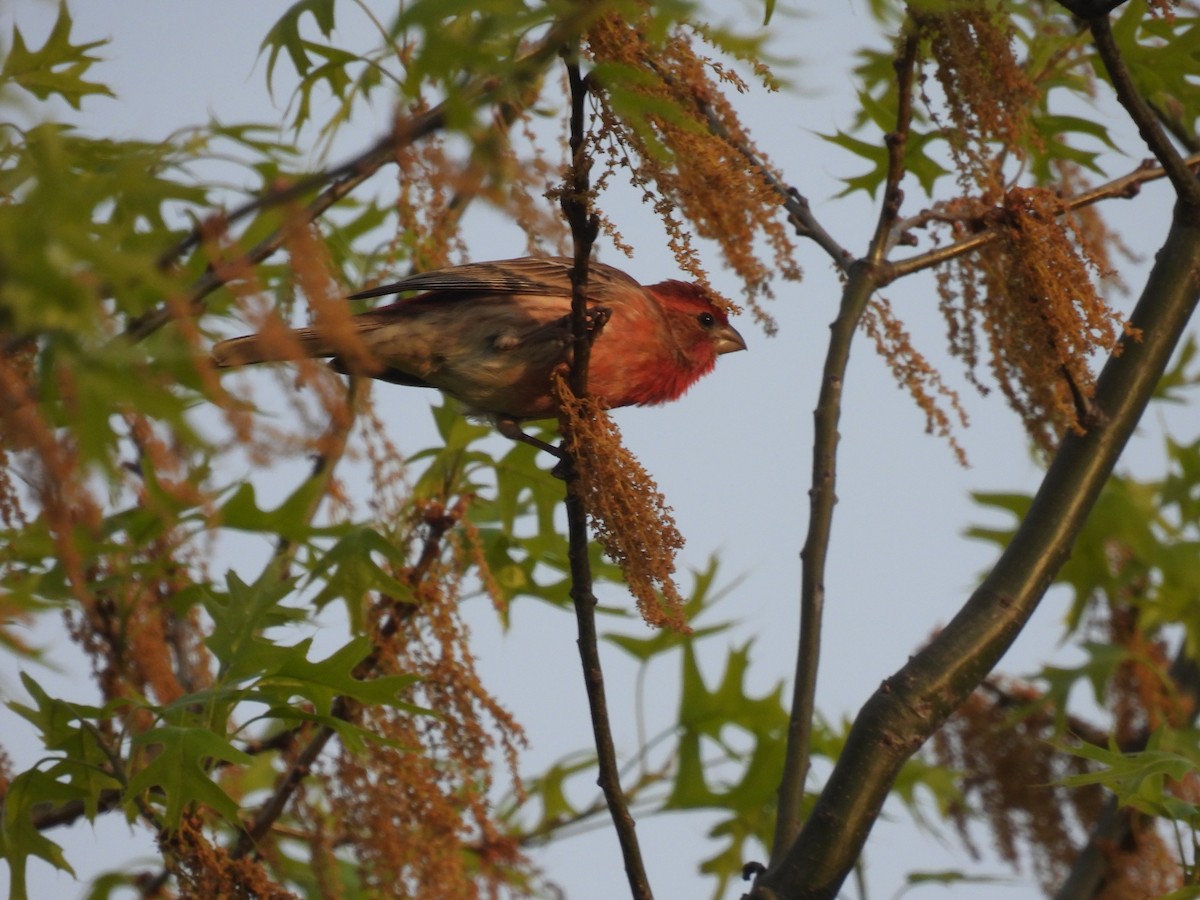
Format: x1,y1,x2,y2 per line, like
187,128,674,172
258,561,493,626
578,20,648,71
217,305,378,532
698,312,716,328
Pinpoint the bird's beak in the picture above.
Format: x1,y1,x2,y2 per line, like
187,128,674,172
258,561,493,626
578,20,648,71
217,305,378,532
714,324,747,355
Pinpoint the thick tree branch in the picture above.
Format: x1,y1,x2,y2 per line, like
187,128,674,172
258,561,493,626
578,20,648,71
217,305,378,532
557,52,654,900
752,206,1200,900
769,34,919,865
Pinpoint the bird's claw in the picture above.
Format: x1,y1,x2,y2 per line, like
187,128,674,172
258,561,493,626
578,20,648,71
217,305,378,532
586,306,611,335
741,861,767,881
549,455,572,480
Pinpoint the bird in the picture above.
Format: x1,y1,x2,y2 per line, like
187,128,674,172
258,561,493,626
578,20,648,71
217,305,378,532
211,256,746,451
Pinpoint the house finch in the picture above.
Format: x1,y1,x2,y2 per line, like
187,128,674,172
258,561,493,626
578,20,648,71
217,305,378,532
212,257,745,445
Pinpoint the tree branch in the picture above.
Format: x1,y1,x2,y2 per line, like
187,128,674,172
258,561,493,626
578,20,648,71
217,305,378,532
1054,0,1128,17
231,708,342,858
868,36,919,266
769,34,919,866
124,110,446,344
155,123,428,274
653,62,853,273
123,25,573,345
630,50,852,271
556,51,654,900
1087,13,1200,207
227,377,369,859
126,32,579,860
752,207,1200,900
230,500,460,860
714,118,853,271
887,151,1200,281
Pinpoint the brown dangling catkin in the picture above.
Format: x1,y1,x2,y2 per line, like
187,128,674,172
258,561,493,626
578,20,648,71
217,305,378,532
554,372,691,633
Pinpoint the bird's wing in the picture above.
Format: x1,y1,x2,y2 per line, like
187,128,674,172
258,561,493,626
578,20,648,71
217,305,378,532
349,257,643,302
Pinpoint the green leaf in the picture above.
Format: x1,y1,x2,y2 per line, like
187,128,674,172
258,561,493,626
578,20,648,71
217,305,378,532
7,675,126,821
0,3,114,108
251,635,422,715
1039,642,1130,720
198,571,423,723
127,726,252,827
1,768,79,900
1155,336,1200,403
307,526,415,626
892,756,963,828
821,129,891,198
202,571,304,676
1162,434,1200,523
288,40,358,132
9,672,108,750
666,643,787,812
1059,731,1200,827
899,870,1013,894
511,753,596,834
248,703,389,755
1025,114,1112,180
1106,2,1200,144
216,479,345,542
260,0,338,91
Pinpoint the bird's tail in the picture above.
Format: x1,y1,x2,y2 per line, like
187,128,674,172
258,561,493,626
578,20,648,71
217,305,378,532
211,328,330,368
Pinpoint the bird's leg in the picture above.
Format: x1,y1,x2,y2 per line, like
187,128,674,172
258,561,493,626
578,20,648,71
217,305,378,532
496,418,575,479
495,417,564,459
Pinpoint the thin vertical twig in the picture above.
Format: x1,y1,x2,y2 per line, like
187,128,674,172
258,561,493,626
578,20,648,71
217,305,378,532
556,51,654,900
769,32,919,866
